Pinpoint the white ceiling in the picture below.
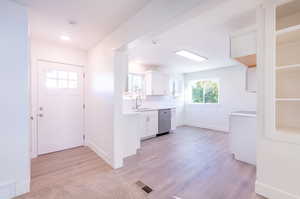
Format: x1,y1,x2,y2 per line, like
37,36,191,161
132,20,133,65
14,0,150,50
128,2,257,74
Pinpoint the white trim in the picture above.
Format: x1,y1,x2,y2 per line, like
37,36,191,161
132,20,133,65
37,59,84,68
183,124,228,133
86,140,113,168
255,181,300,199
276,98,300,101
0,181,15,199
276,24,300,36
276,64,300,70
15,179,30,197
0,179,30,199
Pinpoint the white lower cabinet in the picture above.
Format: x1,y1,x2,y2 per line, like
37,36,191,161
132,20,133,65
171,108,176,131
230,112,256,165
140,110,158,140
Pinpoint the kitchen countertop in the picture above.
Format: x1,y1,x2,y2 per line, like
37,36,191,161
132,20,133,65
123,106,176,115
230,111,256,117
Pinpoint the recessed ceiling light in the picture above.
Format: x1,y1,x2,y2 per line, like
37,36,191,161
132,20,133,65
175,50,207,62
60,35,71,41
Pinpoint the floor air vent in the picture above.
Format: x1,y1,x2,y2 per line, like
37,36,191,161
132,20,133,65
135,181,153,194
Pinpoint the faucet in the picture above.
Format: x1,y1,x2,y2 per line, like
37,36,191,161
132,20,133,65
134,89,143,110
135,95,142,110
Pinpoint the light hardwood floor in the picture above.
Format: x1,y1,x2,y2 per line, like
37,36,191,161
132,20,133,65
17,126,266,199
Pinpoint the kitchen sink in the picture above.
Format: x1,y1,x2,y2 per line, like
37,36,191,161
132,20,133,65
134,108,155,112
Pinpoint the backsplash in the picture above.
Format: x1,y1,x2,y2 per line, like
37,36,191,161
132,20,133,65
123,95,183,111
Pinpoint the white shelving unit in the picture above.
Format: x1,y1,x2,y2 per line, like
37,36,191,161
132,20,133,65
264,0,300,144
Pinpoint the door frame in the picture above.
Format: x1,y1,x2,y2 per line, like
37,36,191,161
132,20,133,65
31,59,86,158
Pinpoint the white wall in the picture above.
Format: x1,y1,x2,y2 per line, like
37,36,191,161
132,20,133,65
85,0,228,169
30,39,87,158
85,45,115,165
184,65,256,132
0,1,30,198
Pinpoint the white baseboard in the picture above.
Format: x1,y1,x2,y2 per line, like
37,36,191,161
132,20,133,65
86,140,113,168
183,123,229,133
255,181,299,199
16,179,30,197
0,179,30,199
0,181,15,199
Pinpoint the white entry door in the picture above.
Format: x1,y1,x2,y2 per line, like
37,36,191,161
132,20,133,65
37,61,84,155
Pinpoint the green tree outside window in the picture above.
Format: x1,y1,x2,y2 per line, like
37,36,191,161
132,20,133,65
191,80,219,104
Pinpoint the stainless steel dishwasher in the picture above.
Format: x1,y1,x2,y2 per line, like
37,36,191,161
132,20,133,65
158,109,171,134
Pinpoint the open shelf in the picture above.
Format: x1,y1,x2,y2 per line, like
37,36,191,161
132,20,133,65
276,24,300,35
276,67,300,98
276,29,300,67
276,101,300,135
277,127,300,135
276,98,300,102
276,64,300,70
276,0,300,31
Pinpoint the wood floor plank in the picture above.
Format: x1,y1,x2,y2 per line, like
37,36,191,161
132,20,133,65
16,126,266,199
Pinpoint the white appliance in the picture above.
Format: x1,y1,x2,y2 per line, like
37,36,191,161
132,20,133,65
229,111,256,165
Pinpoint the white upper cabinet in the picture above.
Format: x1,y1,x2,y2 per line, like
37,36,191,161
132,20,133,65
145,71,169,96
230,28,257,67
231,29,257,58
169,76,183,97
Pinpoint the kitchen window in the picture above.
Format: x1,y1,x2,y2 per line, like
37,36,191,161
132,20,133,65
125,73,145,98
189,79,219,104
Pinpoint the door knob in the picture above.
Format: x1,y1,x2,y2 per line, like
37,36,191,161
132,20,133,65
38,114,43,117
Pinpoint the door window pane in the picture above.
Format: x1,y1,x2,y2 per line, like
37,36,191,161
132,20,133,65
69,72,78,80
46,70,79,89
58,79,68,88
58,71,68,79
46,79,57,88
69,80,78,89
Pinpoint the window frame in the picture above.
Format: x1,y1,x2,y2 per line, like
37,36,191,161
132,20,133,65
188,79,220,104
46,70,79,89
124,73,145,99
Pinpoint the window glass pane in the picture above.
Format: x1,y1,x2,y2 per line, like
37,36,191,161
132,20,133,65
69,80,78,89
192,81,204,103
204,81,219,103
128,74,133,93
127,74,144,96
47,70,57,78
58,79,68,88
58,71,68,80
69,72,78,80
46,78,57,88
132,75,142,92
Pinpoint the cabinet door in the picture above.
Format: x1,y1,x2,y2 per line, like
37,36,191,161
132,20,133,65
140,112,149,139
171,108,176,131
145,71,169,96
145,72,152,95
146,111,158,137
151,73,165,95
230,30,256,58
